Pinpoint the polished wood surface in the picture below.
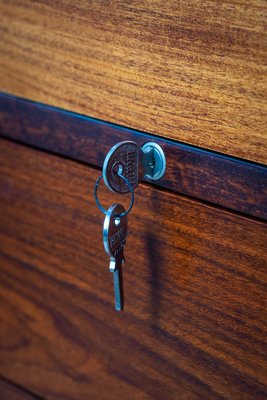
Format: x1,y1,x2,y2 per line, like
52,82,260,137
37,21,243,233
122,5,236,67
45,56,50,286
0,377,43,400
1,94,267,220
0,139,266,399
0,1,266,163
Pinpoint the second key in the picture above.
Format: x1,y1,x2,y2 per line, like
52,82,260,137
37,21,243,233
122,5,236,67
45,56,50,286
103,203,128,311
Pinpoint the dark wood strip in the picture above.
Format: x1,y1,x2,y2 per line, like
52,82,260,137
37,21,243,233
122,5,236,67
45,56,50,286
0,92,266,220
0,140,266,399
0,376,45,400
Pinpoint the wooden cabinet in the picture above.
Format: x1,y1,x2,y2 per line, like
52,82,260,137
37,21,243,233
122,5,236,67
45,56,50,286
0,1,266,399
0,139,266,400
1,0,267,163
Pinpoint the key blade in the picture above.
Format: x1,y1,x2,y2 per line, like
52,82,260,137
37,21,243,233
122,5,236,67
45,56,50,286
110,252,124,311
113,267,124,311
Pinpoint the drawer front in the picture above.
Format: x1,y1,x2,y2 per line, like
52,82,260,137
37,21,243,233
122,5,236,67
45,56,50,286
0,0,266,163
0,139,266,400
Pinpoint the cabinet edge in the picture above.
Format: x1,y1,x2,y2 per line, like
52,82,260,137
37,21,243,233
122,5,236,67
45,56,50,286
0,92,266,220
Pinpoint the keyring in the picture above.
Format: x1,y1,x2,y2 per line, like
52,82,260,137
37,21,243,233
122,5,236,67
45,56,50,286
94,173,134,217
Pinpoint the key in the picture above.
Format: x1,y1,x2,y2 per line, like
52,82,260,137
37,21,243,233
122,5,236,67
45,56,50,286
102,141,166,194
103,141,143,194
103,203,128,311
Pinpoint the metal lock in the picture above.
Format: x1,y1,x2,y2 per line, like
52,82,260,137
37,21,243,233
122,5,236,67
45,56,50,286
103,141,166,194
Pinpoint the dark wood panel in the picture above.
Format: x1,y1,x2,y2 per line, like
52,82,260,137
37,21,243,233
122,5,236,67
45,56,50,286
0,0,266,163
0,93,266,220
0,376,44,400
0,139,266,399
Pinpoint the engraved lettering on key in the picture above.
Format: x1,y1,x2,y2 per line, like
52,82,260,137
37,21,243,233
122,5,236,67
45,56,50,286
110,226,126,250
103,204,128,311
126,148,137,186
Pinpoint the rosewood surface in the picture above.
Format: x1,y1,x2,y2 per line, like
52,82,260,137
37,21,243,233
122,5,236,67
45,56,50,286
0,0,266,163
0,139,266,400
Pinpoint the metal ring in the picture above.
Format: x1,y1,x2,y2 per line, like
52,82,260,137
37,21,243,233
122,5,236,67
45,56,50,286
94,173,134,217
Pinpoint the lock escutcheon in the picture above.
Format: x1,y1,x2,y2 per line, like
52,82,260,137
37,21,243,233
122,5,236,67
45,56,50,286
142,142,166,181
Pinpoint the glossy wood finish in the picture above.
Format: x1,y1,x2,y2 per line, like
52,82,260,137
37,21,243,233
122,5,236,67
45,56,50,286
0,0,266,163
0,139,266,400
1,93,267,220
0,377,43,400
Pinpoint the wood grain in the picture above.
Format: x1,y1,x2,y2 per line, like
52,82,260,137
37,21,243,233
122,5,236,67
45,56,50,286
0,139,266,399
0,1,266,163
1,93,267,220
0,376,44,400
